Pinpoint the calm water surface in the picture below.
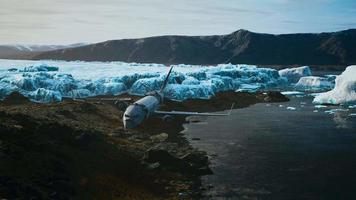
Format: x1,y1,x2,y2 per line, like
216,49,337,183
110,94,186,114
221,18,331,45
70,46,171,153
184,96,356,200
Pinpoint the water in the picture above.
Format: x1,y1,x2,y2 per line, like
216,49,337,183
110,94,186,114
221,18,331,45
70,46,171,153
183,96,356,200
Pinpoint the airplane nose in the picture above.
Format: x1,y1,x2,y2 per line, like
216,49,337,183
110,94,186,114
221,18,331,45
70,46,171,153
123,114,134,129
123,119,135,129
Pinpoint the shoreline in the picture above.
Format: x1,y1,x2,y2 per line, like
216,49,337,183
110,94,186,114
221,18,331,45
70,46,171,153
0,91,288,199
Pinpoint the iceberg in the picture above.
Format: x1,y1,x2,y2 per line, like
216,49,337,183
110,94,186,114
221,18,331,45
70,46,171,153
279,66,311,83
0,59,332,103
295,76,334,91
313,66,356,105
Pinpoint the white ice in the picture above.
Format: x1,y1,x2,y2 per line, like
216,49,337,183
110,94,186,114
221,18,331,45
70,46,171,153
278,66,311,83
295,76,334,91
313,66,356,105
281,91,305,96
0,59,343,103
286,106,296,110
0,59,286,102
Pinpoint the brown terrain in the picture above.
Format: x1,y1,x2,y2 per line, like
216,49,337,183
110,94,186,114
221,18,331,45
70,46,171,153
0,91,288,199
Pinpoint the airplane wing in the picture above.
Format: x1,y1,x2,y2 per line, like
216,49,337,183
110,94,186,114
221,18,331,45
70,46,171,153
73,97,132,102
154,103,235,116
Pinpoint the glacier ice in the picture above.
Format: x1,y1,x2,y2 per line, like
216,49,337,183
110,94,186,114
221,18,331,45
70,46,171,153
0,60,292,102
313,66,356,105
0,59,341,103
279,66,311,83
295,76,334,91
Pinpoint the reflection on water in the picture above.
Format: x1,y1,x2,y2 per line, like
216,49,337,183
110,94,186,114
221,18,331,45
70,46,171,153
183,96,356,200
333,112,349,129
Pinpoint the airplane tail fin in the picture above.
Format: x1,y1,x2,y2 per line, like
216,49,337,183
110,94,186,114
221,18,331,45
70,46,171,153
159,66,173,93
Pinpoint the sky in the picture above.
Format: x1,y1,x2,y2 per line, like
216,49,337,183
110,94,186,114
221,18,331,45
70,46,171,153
0,0,355,45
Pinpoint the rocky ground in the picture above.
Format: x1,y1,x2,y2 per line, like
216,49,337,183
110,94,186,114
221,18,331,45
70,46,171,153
0,91,288,199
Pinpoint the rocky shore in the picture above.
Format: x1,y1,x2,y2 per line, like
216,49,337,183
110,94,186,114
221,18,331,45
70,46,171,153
0,91,288,199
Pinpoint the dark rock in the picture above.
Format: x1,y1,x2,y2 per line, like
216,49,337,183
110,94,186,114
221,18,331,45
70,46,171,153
77,102,97,112
265,91,289,102
145,149,180,165
1,92,30,105
27,29,356,67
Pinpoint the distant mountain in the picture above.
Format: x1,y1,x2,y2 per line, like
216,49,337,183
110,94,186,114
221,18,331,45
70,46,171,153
0,44,86,59
3,29,356,66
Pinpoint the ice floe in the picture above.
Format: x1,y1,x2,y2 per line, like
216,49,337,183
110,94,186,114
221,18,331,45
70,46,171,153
0,60,289,102
281,91,305,96
314,105,327,108
325,109,349,114
0,59,343,103
286,107,296,110
278,66,311,83
295,76,334,91
314,65,356,105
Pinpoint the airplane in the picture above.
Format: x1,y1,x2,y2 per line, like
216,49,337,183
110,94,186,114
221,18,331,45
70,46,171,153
123,66,234,129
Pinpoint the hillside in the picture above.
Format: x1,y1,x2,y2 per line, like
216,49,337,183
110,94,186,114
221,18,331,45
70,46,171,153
3,29,356,66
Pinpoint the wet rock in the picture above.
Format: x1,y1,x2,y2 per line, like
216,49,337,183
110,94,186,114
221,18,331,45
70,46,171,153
145,149,212,175
145,149,180,165
263,91,289,102
146,162,161,170
150,133,168,142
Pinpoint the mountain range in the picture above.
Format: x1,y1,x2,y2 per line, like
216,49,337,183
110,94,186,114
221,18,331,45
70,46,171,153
1,29,356,66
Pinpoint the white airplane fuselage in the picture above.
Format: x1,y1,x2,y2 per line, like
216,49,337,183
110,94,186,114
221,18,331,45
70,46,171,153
123,95,160,129
122,66,232,129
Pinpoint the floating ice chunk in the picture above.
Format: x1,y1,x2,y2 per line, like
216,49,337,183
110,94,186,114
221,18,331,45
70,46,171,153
286,106,296,110
313,66,356,105
279,66,311,83
350,113,356,116
314,105,327,108
313,110,318,113
281,91,305,96
349,105,356,109
236,84,262,93
295,76,334,91
325,108,349,114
